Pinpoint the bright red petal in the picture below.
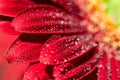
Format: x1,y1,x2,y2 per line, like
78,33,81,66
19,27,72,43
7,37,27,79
0,21,20,34
0,0,36,17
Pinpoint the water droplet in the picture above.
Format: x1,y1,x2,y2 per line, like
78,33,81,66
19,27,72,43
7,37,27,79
75,41,78,45
72,78,76,80
45,44,49,47
50,50,54,54
98,64,103,68
44,53,48,57
60,20,65,24
62,58,67,62
60,68,64,71
65,68,68,72
86,65,91,70
43,61,47,64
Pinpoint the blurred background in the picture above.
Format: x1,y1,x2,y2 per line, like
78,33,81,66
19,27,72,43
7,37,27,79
104,0,120,26
0,0,120,80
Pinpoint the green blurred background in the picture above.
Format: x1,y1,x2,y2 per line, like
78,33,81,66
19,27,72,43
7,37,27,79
104,0,120,26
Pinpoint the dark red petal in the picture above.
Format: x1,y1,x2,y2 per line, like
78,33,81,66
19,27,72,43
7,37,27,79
31,0,51,4
23,62,51,80
18,33,52,43
51,0,89,21
40,34,93,65
81,68,98,80
51,0,92,31
12,5,86,34
52,41,98,65
54,51,104,80
0,21,20,34
0,15,13,21
53,43,98,76
0,0,36,17
51,0,80,16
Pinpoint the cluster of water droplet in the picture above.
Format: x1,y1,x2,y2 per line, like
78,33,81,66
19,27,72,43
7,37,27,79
1,0,108,80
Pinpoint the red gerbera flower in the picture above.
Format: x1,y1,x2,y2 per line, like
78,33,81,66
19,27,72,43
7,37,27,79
0,0,120,80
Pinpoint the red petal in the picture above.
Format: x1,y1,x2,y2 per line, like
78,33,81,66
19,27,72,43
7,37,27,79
6,33,52,64
53,50,103,80
98,53,120,80
112,57,120,79
23,62,51,80
51,0,89,21
110,57,118,80
6,34,51,64
12,4,86,34
81,68,98,80
0,0,36,17
97,53,108,80
6,39,42,64
0,21,20,34
51,0,80,16
39,34,93,65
